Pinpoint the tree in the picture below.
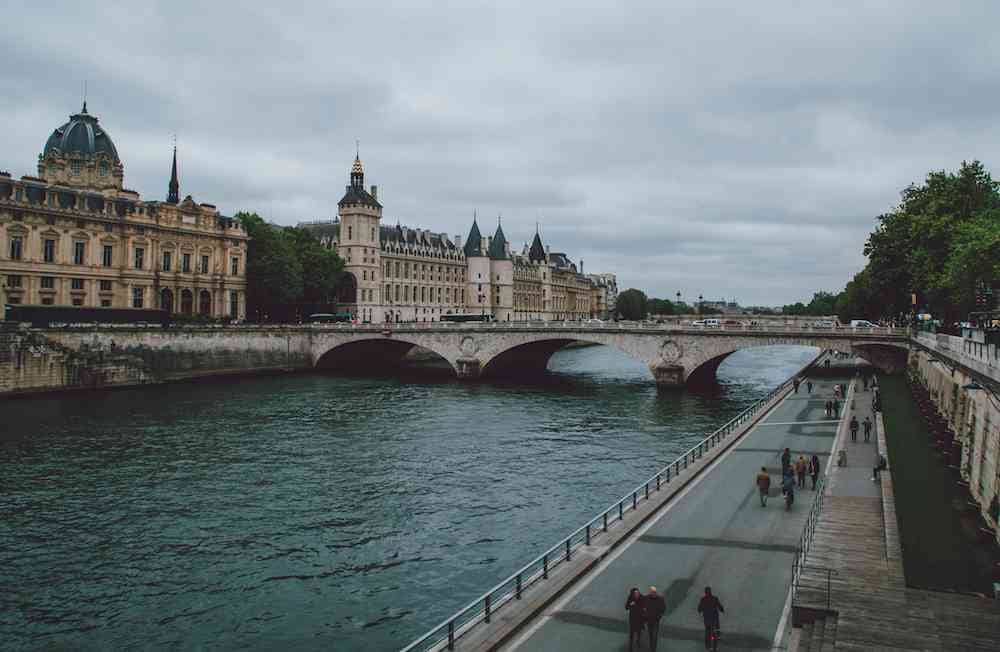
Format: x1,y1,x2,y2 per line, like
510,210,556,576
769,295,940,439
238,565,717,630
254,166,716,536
286,227,345,308
616,288,648,320
239,212,303,321
647,297,676,315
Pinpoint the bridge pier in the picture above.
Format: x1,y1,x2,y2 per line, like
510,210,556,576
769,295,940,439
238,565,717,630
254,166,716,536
454,357,482,381
650,363,685,388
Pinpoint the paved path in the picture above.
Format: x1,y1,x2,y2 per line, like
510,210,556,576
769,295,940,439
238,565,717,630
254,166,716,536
503,377,848,652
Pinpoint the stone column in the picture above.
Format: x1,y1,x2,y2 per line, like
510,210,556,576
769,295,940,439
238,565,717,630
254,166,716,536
454,357,482,380
650,363,684,388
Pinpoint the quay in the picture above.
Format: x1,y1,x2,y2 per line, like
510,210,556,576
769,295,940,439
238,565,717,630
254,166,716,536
403,351,1000,651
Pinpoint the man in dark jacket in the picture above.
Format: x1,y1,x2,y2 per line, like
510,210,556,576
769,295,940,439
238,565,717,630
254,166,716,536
780,447,791,476
643,586,666,651
697,586,725,650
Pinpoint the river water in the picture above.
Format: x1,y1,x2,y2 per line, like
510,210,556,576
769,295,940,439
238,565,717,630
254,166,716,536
0,344,818,650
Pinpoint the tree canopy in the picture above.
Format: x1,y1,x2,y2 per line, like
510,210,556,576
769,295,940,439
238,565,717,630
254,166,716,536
616,288,648,320
237,212,345,322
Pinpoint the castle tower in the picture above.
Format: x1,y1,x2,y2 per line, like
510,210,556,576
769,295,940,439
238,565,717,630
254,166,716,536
337,152,383,322
488,219,514,321
464,215,491,316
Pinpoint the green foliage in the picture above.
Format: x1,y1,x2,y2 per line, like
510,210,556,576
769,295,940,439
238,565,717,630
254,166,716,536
616,288,648,320
781,291,839,316
237,212,345,322
647,297,676,315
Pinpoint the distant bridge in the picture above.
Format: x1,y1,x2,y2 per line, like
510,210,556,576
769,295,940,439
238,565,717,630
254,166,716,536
39,322,910,388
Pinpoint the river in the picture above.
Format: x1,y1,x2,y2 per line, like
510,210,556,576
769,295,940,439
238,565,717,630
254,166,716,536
0,344,819,650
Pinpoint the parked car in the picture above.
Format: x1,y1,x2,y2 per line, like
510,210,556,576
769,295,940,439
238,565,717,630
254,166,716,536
850,319,878,328
692,318,721,327
812,320,837,328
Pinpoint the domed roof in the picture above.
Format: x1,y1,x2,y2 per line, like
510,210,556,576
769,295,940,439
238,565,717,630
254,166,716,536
42,103,120,162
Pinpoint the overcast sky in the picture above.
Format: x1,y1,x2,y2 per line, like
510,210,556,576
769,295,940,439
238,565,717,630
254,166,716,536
2,2,997,305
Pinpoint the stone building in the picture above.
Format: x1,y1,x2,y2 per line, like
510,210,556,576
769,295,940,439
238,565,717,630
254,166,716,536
0,104,248,318
300,155,607,322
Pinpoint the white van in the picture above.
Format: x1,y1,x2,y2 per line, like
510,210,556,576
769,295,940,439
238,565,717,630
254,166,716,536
850,320,877,328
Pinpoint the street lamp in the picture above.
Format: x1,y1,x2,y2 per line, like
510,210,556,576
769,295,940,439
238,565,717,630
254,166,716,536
698,294,703,315
676,291,681,318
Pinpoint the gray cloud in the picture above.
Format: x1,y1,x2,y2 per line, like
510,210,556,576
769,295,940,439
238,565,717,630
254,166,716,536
2,1,995,305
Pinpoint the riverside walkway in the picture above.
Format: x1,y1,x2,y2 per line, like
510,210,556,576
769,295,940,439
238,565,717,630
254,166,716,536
792,375,1000,651
496,376,847,651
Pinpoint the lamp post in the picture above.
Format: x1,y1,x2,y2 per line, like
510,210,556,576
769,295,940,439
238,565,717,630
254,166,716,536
698,294,703,315
676,291,681,319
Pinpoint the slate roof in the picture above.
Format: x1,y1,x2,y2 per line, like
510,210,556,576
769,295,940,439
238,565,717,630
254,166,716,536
338,183,381,209
464,219,483,257
43,103,120,162
528,231,546,263
489,223,509,260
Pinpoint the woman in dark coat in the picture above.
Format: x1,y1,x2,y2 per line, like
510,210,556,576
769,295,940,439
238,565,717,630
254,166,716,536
625,586,644,650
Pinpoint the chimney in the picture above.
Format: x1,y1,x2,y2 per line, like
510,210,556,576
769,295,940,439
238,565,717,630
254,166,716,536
580,259,584,274
370,185,378,199
455,234,462,248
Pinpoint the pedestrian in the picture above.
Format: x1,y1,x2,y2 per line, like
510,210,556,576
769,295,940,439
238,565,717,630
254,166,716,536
795,455,807,488
824,399,832,418
781,447,791,475
850,416,859,442
793,378,800,394
809,454,821,489
806,380,813,394
697,587,725,650
756,466,771,506
643,586,666,652
832,398,840,418
863,416,872,442
872,454,887,482
625,587,645,651
834,384,841,400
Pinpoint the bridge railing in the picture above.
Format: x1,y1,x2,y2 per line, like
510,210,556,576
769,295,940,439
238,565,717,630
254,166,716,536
399,374,799,652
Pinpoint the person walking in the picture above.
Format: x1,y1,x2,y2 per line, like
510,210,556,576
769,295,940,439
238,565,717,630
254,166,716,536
832,398,840,418
756,467,771,506
806,380,813,394
643,586,666,651
863,416,873,442
834,384,841,400
809,454,821,489
781,447,792,476
850,416,859,442
795,455,807,488
697,587,725,650
793,378,800,394
824,399,832,418
625,587,645,651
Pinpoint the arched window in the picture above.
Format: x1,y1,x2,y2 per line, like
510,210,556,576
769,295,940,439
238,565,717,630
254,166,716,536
180,289,194,315
199,290,212,315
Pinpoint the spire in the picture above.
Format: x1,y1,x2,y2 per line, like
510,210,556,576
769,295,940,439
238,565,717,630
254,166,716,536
167,142,179,204
350,147,364,189
463,214,483,257
489,220,509,260
528,228,546,263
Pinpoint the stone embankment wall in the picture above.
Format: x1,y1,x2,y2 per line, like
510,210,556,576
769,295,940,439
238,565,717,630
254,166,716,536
908,335,999,541
0,326,153,396
1,325,315,397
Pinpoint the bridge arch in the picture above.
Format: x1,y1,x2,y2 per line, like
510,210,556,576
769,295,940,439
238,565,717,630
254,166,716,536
479,334,657,380
683,337,910,386
313,336,458,376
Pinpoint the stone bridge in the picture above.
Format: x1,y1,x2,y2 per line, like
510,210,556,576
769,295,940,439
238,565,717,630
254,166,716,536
36,323,911,389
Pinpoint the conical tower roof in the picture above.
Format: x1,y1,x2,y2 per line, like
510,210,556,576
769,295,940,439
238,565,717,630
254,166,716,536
489,222,509,260
528,230,546,263
463,217,483,257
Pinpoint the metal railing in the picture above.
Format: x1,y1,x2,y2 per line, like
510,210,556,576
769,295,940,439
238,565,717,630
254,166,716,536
400,374,802,652
792,564,838,611
792,475,827,593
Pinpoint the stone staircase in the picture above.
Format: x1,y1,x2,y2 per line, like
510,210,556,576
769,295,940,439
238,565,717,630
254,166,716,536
795,612,838,652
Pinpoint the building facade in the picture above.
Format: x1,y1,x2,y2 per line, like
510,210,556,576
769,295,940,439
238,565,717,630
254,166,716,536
0,104,248,319
300,156,610,322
